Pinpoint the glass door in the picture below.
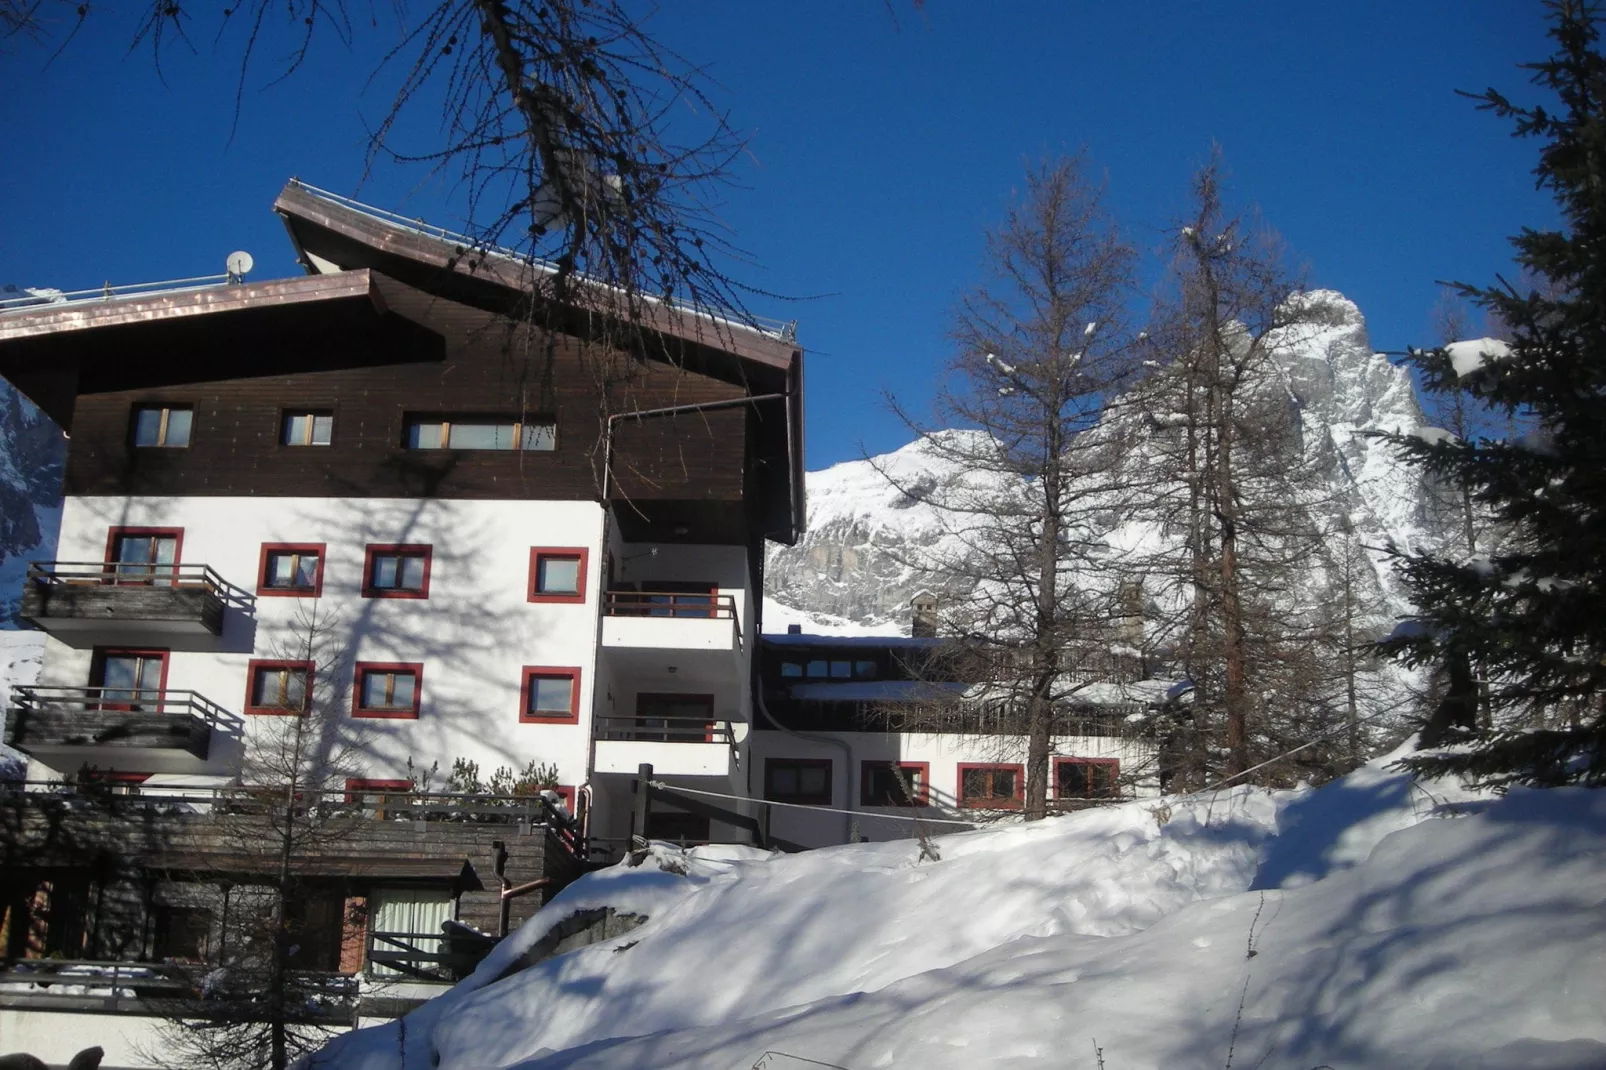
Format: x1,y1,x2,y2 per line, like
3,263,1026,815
94,651,166,710
110,532,179,585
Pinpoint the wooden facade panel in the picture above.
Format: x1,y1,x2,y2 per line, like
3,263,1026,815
64,298,749,504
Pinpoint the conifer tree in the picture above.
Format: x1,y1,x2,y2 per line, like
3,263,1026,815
1380,0,1606,787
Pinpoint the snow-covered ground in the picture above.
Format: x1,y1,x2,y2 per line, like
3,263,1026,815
311,752,1606,1070
0,629,43,779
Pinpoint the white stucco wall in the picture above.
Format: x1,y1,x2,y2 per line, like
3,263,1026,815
749,730,1160,849
37,495,610,790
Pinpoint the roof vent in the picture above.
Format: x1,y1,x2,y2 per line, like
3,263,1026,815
787,624,802,635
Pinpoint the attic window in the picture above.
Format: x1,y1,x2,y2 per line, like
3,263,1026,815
405,416,555,451
132,405,193,448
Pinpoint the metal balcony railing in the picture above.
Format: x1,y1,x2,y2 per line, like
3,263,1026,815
10,685,235,728
595,714,735,744
0,959,357,1021
27,561,256,609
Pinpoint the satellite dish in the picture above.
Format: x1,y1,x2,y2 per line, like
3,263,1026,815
225,250,254,281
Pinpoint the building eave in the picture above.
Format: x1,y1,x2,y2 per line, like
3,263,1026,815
0,269,446,430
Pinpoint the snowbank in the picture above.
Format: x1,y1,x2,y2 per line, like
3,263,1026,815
311,756,1605,1070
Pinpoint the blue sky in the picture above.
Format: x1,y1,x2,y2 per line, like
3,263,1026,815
0,1,1557,468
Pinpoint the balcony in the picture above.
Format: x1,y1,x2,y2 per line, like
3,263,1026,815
3,686,235,772
19,562,254,649
600,591,743,684
592,715,737,778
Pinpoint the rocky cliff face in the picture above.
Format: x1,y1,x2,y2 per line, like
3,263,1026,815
765,291,1439,637
0,378,65,624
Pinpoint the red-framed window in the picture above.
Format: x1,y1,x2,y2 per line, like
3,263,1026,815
860,761,930,807
244,659,315,715
958,763,1024,809
528,547,589,604
1054,758,1121,800
105,527,184,585
547,784,577,811
352,662,423,719
257,543,325,597
765,758,833,806
362,544,432,599
344,778,413,803
520,666,581,724
78,770,153,791
89,648,170,710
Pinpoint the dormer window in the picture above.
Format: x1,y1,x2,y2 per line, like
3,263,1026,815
404,416,555,451
131,405,192,448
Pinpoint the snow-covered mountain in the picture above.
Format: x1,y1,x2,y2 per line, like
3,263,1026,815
765,291,1439,637
0,376,65,625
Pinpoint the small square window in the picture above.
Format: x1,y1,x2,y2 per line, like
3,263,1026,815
282,411,334,446
258,544,325,597
780,662,803,678
353,663,423,719
765,759,832,806
959,764,1023,808
520,667,581,723
528,548,589,604
132,405,193,448
363,545,432,599
1055,758,1120,800
245,660,314,715
861,762,928,807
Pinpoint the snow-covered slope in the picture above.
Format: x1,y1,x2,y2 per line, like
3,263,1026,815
311,757,1606,1070
765,291,1435,634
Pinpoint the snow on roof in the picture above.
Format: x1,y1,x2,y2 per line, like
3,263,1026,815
786,681,968,701
762,633,947,649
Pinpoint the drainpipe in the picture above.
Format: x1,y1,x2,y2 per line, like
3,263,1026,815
752,653,855,845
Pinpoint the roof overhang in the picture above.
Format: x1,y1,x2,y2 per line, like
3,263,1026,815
275,180,807,544
0,269,445,429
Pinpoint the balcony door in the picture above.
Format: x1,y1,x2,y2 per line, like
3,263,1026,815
108,529,180,585
92,649,168,710
634,693,715,742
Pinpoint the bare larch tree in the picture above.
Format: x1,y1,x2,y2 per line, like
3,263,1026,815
885,156,1141,820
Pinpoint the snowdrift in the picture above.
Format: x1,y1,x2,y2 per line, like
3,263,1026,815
313,756,1606,1070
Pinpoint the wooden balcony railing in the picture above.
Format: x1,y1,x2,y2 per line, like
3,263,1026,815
603,590,737,620
4,686,236,759
0,959,357,1021
0,781,588,862
594,714,735,744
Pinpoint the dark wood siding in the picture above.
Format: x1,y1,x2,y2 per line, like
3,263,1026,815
65,297,748,505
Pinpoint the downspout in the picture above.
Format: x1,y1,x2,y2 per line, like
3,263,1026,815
599,391,791,849
753,659,855,844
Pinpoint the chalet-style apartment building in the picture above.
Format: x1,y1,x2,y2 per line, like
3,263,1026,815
0,181,1158,1064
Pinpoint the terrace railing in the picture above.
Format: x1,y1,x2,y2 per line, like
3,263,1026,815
603,590,737,620
0,959,357,1021
594,714,735,745
27,560,256,609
